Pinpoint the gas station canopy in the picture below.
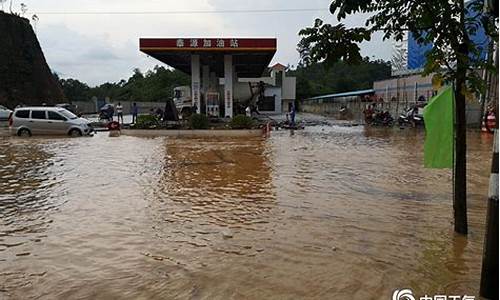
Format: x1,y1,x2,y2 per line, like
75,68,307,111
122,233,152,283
139,38,277,77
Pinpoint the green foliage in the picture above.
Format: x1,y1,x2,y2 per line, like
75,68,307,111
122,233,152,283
60,65,190,102
230,115,254,129
134,114,159,129
289,59,391,100
189,114,209,129
59,78,91,102
298,20,371,66
298,0,498,95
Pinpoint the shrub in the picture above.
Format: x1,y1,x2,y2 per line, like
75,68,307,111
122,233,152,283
189,114,209,129
230,115,254,129
135,115,159,129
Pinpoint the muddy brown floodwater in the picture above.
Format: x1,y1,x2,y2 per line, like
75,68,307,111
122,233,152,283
0,125,494,300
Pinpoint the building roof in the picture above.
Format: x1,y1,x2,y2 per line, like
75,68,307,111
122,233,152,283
305,89,375,101
140,38,277,78
270,63,286,71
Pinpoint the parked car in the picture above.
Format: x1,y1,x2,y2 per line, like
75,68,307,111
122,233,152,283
9,107,93,137
0,105,12,121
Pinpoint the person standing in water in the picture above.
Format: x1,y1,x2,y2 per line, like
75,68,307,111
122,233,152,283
132,103,138,124
290,103,296,127
116,102,124,124
245,105,251,117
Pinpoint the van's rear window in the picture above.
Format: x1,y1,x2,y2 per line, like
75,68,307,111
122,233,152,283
15,110,29,118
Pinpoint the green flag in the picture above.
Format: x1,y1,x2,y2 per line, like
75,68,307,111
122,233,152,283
423,86,455,168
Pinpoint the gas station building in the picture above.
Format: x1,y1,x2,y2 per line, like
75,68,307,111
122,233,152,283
139,38,296,117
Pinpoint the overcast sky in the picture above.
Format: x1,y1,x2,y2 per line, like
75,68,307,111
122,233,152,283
9,0,392,86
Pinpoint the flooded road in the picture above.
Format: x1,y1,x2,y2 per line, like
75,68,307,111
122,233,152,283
0,125,494,299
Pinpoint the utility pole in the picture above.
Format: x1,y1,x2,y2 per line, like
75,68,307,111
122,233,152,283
480,129,499,299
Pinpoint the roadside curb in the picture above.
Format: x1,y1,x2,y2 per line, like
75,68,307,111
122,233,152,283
120,129,264,138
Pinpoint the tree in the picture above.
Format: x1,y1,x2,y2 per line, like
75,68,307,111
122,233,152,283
298,0,498,234
19,2,26,16
60,78,91,102
289,58,391,100
130,68,144,82
59,65,190,103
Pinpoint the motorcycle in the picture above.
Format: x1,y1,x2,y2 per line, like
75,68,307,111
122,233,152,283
369,110,394,127
398,106,425,127
99,104,115,121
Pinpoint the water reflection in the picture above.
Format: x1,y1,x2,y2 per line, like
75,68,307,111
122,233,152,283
0,138,67,296
0,139,61,248
142,137,276,269
151,137,275,227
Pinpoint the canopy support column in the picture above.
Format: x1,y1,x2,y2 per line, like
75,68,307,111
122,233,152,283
202,65,210,93
191,55,201,113
224,55,233,118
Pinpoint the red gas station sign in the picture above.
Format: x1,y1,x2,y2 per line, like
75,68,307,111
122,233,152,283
140,38,277,51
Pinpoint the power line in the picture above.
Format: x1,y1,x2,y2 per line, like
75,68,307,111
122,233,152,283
33,8,328,15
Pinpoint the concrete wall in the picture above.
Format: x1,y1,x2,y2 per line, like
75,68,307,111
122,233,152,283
283,77,296,100
373,74,435,102
302,72,482,125
72,101,96,114
301,96,366,121
301,97,482,126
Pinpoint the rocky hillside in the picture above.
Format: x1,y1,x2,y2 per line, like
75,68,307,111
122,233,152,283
0,12,64,108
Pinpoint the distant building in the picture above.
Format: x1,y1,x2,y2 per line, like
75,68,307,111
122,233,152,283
269,63,296,113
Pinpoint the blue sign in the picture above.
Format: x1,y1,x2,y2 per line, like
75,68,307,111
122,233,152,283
407,4,490,70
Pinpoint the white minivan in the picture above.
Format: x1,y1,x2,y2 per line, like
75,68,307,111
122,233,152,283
9,107,93,137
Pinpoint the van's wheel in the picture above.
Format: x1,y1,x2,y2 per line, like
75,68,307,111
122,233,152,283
69,129,82,137
17,128,31,137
